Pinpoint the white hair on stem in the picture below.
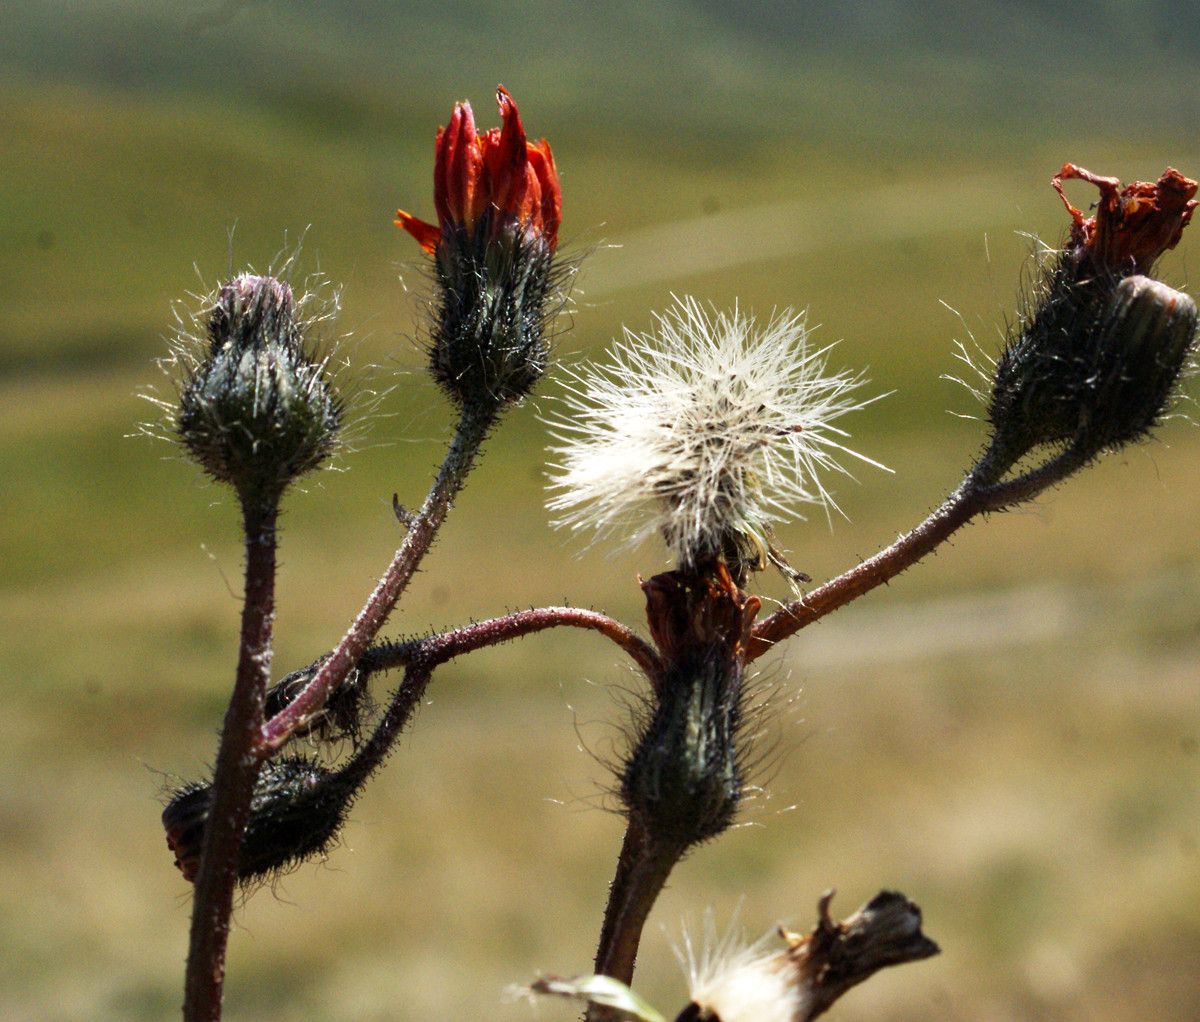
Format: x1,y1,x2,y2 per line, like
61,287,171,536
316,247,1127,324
545,295,887,567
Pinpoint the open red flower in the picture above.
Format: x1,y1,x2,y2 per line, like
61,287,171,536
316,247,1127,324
1053,163,1197,275
396,86,561,254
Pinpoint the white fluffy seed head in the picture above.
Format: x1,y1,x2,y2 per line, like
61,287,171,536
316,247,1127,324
545,296,883,568
675,913,807,1022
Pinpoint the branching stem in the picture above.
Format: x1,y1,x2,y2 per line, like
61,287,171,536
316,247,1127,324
362,607,663,682
317,608,663,798
260,410,493,751
334,663,434,792
748,445,1089,659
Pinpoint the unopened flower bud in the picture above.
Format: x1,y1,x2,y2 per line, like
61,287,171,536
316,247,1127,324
989,274,1196,463
396,87,564,412
176,274,342,504
1086,276,1198,450
162,757,354,884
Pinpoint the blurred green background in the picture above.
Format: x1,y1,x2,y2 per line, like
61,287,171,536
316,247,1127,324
2,2,1198,1019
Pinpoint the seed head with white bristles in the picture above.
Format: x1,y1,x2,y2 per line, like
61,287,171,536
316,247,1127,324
546,296,885,572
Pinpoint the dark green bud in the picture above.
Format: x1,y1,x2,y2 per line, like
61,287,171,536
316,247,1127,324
162,757,355,884
621,651,744,849
620,568,761,850
176,274,342,504
1084,276,1198,451
988,266,1197,467
429,216,559,412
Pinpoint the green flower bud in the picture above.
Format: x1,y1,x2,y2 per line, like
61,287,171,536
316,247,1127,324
984,166,1197,475
176,274,342,504
989,271,1196,465
621,568,761,850
1086,276,1198,452
429,222,558,412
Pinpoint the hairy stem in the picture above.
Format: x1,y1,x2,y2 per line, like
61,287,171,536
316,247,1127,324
334,663,434,792
748,446,1088,659
362,607,664,683
183,501,278,1022
260,410,493,751
309,609,663,799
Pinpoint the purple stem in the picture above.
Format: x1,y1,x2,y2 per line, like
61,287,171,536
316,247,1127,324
183,503,278,1022
260,410,493,752
328,609,663,824
363,606,664,683
589,820,682,993
749,446,1087,659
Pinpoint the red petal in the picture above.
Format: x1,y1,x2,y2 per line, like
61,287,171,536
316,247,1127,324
527,142,561,249
440,102,480,229
433,117,453,227
519,166,542,231
486,85,529,218
394,210,441,255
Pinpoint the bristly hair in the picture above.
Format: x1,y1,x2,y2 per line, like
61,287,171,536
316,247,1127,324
136,251,380,491
545,296,886,569
988,244,1198,469
162,757,359,888
423,221,580,412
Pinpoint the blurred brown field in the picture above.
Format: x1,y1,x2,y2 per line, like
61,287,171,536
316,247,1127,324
1,3,1198,1019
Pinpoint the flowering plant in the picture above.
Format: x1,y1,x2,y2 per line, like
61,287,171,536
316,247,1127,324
151,88,1197,1022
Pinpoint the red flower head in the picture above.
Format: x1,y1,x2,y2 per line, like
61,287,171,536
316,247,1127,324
396,86,562,254
1053,163,1197,276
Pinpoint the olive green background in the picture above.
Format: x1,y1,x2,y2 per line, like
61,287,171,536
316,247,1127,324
2,3,1198,1019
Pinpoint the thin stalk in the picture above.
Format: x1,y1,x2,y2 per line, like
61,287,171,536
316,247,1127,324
334,663,434,792
311,609,663,803
362,607,664,683
261,409,493,751
748,445,1089,659
183,501,278,1022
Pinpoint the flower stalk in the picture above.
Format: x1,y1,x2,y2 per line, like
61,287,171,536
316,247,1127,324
182,501,277,1022
362,605,663,682
165,272,343,1021
260,406,494,752
586,563,761,1013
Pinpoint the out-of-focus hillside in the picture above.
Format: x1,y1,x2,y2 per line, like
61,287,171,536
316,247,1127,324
1,4,1197,1020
